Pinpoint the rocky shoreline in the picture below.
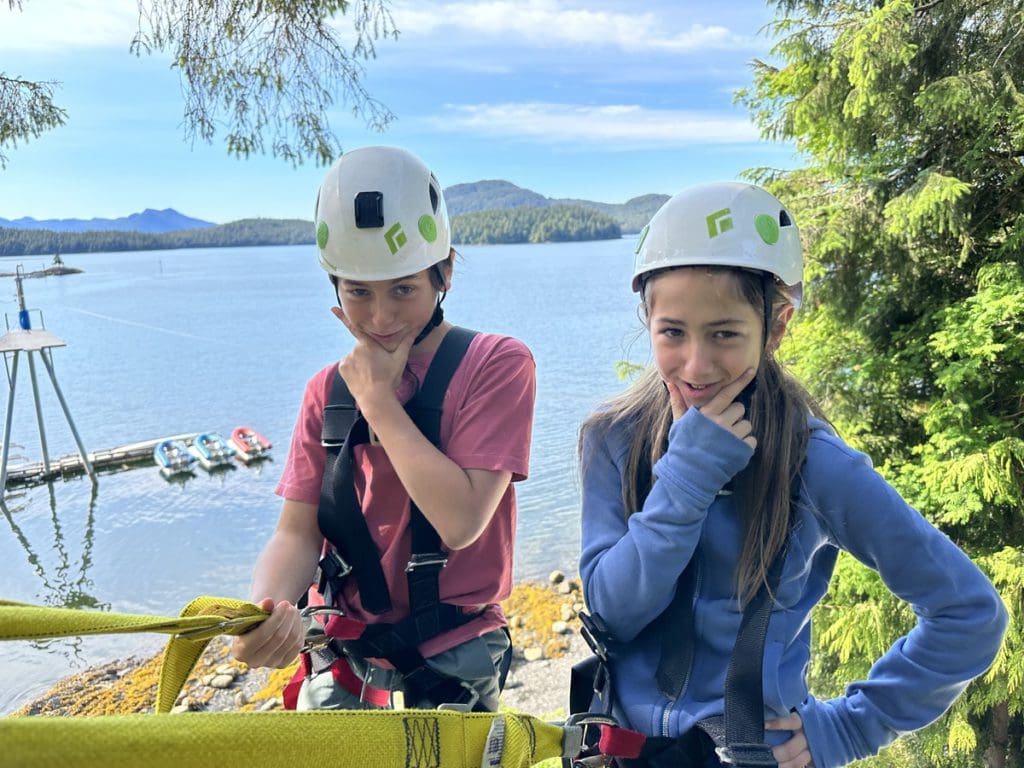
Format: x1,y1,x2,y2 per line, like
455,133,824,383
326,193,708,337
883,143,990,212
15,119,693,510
13,576,591,720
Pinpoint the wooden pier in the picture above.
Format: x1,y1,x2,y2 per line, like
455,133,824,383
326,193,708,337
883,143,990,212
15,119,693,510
4,433,199,489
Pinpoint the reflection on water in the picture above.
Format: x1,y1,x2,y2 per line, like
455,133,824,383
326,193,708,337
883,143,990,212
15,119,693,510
2,484,105,610
1,482,108,665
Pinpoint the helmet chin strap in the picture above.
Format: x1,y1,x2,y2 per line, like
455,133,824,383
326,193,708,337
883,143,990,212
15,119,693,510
413,290,447,346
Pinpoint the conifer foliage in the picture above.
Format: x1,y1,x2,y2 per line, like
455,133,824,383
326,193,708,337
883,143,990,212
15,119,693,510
1,0,394,168
742,2,1024,765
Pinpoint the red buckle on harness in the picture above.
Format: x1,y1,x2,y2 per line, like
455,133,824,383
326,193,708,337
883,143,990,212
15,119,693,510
598,724,647,759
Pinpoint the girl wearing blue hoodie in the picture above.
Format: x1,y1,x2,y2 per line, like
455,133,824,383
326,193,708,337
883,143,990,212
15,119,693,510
578,182,1007,768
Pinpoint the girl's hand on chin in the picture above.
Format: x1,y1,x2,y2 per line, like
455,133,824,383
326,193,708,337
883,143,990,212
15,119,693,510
664,378,687,422
698,367,757,450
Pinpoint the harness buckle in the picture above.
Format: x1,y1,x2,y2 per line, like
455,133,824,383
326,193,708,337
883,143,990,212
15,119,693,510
299,631,332,655
564,712,621,764
321,404,358,447
405,553,449,572
319,549,353,580
298,606,348,654
565,713,620,728
579,611,611,662
435,681,480,712
714,743,778,766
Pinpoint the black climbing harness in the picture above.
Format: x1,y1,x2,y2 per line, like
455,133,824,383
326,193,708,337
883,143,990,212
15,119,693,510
310,326,508,710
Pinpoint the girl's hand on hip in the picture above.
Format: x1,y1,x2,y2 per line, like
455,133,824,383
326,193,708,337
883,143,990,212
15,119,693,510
332,306,414,402
699,367,757,450
766,712,814,768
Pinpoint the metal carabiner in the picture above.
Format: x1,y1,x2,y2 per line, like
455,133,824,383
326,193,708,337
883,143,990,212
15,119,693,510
562,712,622,765
298,605,349,654
299,605,348,620
565,713,620,728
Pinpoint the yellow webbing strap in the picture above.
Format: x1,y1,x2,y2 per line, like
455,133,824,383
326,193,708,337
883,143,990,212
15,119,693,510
0,596,267,713
0,598,583,768
2,709,571,768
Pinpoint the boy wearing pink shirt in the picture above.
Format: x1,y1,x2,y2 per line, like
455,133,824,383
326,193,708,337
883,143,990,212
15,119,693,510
232,146,536,712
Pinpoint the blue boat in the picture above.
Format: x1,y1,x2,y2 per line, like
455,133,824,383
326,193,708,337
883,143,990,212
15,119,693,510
153,438,196,478
188,431,236,471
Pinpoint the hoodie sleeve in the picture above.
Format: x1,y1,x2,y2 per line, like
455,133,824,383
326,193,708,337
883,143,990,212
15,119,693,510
579,408,754,642
796,436,1008,768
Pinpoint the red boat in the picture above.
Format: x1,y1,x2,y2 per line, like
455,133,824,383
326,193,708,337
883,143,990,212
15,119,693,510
230,426,272,463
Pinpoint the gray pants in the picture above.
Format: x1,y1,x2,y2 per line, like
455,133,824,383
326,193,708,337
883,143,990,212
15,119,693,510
297,628,510,712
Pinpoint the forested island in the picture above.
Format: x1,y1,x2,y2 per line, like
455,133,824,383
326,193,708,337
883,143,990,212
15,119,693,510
0,218,314,257
0,206,624,256
450,204,621,244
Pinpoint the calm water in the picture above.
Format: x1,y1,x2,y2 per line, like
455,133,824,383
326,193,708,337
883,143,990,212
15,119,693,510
0,239,650,714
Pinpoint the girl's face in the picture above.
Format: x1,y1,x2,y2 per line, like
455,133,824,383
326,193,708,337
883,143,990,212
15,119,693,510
647,268,777,411
336,264,450,352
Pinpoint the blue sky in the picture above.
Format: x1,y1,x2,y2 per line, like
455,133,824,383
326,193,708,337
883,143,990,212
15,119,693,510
0,0,798,224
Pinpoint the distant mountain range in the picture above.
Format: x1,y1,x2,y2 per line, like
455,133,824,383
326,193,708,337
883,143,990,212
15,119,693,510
2,182,667,236
0,208,216,234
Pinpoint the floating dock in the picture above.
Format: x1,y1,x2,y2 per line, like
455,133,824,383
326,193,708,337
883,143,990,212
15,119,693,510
4,433,199,489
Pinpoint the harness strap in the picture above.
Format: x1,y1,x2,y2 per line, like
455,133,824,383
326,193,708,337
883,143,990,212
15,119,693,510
0,596,267,714
314,327,494,707
316,325,478,616
721,552,788,763
319,414,390,613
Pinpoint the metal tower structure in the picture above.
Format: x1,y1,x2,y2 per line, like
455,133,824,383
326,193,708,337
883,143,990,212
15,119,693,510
0,266,95,494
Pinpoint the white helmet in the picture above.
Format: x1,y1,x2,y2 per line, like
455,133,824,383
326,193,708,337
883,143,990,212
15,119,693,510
632,182,802,303
315,146,451,281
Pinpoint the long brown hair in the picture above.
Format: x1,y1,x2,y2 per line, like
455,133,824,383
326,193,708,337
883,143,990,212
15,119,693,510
580,266,825,603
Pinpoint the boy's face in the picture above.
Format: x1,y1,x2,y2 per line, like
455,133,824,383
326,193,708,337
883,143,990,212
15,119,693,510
335,268,441,352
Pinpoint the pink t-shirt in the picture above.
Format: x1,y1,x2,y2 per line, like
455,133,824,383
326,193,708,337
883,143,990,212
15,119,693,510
276,331,536,659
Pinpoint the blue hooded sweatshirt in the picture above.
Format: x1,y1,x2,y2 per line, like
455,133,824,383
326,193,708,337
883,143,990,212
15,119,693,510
580,407,1007,768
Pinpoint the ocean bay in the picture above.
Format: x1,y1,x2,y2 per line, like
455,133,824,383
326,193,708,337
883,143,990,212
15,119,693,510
0,238,648,714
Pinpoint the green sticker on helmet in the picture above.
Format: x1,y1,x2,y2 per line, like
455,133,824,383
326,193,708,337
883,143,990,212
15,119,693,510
754,214,780,245
384,223,407,255
706,208,733,238
635,224,649,254
418,215,438,243
317,222,329,250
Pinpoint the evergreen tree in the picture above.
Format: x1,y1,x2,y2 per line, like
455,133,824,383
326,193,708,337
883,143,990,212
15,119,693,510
1,0,394,168
0,218,313,256
741,2,1024,765
451,205,621,245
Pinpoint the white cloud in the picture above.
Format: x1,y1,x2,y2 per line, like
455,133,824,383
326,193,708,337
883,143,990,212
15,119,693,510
392,0,754,52
429,102,760,146
0,0,139,51
1,0,752,55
